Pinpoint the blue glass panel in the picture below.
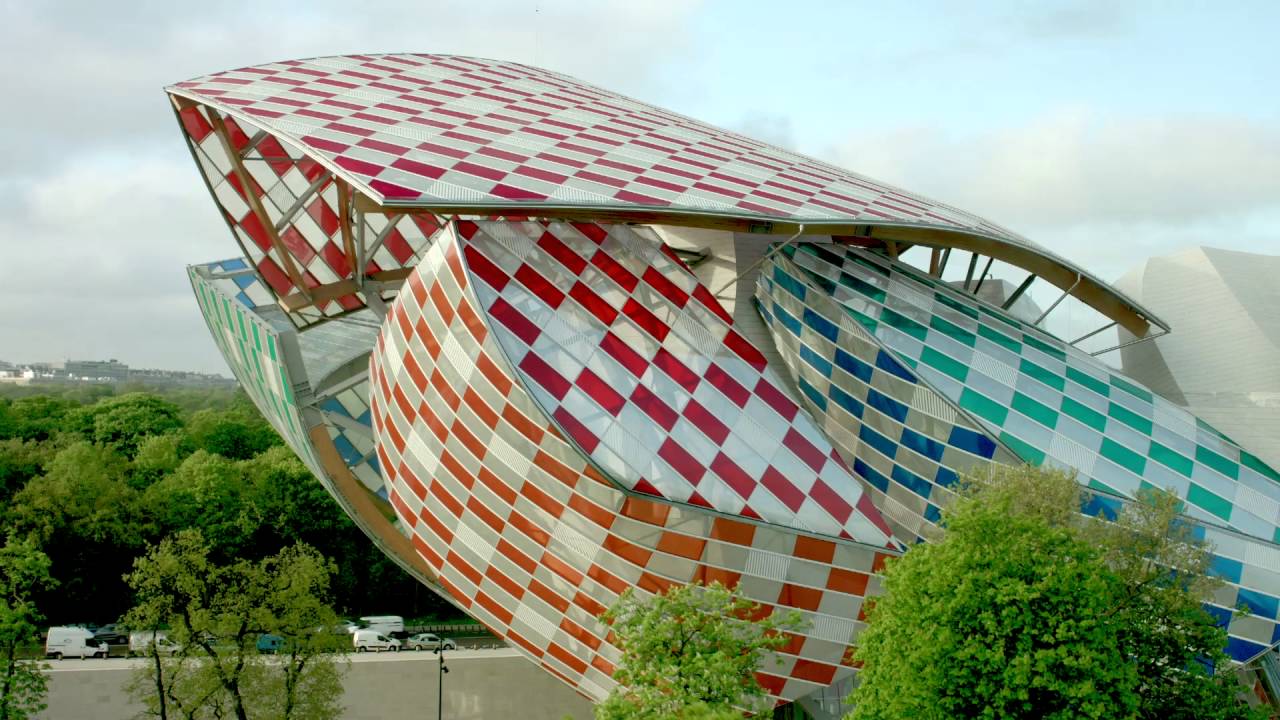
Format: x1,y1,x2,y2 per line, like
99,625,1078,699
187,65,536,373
802,308,840,343
859,424,899,460
833,348,873,383
799,345,833,378
935,466,959,488
773,302,802,336
1237,588,1280,620
853,458,889,492
1209,556,1243,584
900,427,945,462
875,349,916,383
866,388,908,423
829,385,864,418
948,426,997,458
1204,604,1233,628
798,378,828,412
1226,636,1265,661
891,465,932,500
772,266,807,299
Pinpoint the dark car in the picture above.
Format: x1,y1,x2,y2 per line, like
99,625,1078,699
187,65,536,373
93,623,128,646
257,634,286,654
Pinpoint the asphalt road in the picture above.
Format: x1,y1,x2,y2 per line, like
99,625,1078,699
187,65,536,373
43,645,521,671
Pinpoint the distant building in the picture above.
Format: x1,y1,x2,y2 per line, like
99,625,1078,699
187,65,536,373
60,358,130,382
1116,246,1280,471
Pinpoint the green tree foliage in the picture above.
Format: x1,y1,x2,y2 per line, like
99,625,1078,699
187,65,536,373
124,531,345,720
1091,488,1259,720
0,535,55,720
0,387,458,626
183,408,279,461
851,465,1263,720
597,581,801,719
71,393,183,457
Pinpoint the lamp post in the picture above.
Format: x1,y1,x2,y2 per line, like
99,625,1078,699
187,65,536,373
434,639,449,720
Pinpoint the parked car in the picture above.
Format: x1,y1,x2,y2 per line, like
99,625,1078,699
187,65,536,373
352,629,400,652
358,615,403,636
46,627,109,659
93,623,128,645
257,634,285,654
128,631,180,657
406,633,456,651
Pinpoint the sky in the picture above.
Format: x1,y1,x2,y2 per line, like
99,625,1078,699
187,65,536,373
2,0,1277,374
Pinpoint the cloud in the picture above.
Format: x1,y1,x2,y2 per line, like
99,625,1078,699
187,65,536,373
0,0,702,373
829,109,1280,275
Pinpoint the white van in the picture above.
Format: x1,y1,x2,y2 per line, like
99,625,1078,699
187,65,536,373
358,615,404,635
353,629,401,652
46,627,109,659
128,631,180,657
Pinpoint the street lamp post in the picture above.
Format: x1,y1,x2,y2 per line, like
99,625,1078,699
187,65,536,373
434,639,449,720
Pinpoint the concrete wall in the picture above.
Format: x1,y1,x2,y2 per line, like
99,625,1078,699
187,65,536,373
39,650,595,720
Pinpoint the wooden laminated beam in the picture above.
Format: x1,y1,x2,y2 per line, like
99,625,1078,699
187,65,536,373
278,268,415,313
204,107,313,302
350,189,1159,337
336,179,360,281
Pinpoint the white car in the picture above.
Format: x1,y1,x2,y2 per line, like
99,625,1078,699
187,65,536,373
352,629,401,652
46,627,109,659
406,633,456,651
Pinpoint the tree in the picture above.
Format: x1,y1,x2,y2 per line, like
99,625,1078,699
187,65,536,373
183,409,279,461
124,531,346,720
72,393,183,457
596,581,801,719
850,465,1139,720
1091,488,1261,720
0,535,55,720
850,465,1264,720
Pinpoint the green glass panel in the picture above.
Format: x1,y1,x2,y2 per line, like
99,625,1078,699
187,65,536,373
1242,451,1280,484
977,324,1021,353
850,309,878,334
881,308,928,341
980,304,1022,331
1061,397,1106,432
1100,438,1146,475
929,315,976,347
837,272,886,303
850,254,890,278
1149,441,1194,478
1187,483,1232,522
1000,431,1046,465
252,323,262,353
1108,403,1153,435
268,335,278,362
1195,445,1239,480
1088,478,1120,495
1065,366,1110,397
1196,417,1235,443
921,346,968,382
1011,392,1058,429
960,388,1009,425
1019,358,1066,392
935,292,980,320
1023,334,1067,362
1110,375,1153,403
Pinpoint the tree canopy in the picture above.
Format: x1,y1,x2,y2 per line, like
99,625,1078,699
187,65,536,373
0,385,457,626
850,464,1262,720
597,581,802,719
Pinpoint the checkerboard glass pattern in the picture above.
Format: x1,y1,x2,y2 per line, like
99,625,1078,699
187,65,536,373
775,242,1280,661
169,55,1036,242
176,102,441,325
369,227,903,704
189,261,324,475
454,219,896,548
755,251,1019,542
316,376,385,497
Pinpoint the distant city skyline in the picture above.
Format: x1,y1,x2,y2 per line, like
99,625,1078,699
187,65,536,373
3,1,1277,374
